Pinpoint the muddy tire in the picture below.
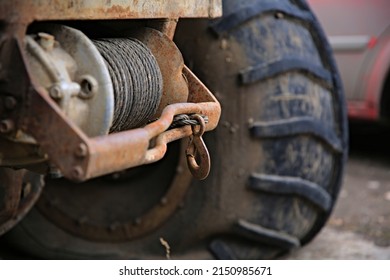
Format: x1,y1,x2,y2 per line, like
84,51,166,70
3,0,347,259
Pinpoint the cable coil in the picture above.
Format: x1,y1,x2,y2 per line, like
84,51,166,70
93,38,163,132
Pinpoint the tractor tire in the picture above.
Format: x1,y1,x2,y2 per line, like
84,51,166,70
3,0,347,259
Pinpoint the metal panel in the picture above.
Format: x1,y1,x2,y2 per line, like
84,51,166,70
0,0,222,23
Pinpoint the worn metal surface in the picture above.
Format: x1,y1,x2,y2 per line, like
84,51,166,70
133,28,189,118
36,141,192,242
0,169,44,235
26,25,114,137
147,19,179,41
0,169,23,228
0,0,222,24
0,22,221,181
1,34,220,181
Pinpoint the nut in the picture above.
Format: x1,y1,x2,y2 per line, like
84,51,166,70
38,32,55,51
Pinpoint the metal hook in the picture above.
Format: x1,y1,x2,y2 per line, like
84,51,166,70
186,114,210,180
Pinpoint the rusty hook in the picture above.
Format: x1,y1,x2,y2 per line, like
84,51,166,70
186,114,210,180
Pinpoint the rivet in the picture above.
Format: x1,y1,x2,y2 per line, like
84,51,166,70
73,166,84,179
75,143,88,158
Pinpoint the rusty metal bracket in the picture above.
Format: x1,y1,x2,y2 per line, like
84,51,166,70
0,0,222,24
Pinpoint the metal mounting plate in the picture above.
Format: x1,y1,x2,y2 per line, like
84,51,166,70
0,0,222,23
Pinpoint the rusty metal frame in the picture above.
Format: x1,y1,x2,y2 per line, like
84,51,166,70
0,0,222,182
18,37,220,181
0,0,222,24
21,49,220,181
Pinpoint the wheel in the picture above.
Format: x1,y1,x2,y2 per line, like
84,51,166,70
3,0,347,259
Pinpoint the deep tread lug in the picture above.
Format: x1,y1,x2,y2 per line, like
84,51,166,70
209,239,237,260
249,173,332,212
250,117,342,153
236,219,300,250
210,0,313,35
239,57,333,85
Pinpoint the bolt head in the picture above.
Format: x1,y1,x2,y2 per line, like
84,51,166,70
49,85,63,100
75,143,88,158
73,166,84,179
38,32,55,51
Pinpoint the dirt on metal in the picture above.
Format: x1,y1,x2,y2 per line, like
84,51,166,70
0,0,222,23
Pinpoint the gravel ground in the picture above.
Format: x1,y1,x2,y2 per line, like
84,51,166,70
285,121,390,259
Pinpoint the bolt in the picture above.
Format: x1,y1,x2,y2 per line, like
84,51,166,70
0,119,14,133
49,85,63,100
75,143,88,158
73,166,84,179
4,96,17,110
38,32,55,51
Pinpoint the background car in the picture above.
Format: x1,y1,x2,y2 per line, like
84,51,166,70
308,0,390,121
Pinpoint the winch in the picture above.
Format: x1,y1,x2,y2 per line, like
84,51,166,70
0,24,220,182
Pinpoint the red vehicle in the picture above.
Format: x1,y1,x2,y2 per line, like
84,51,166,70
308,0,390,120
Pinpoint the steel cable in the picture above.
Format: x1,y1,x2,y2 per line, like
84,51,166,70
93,38,163,132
